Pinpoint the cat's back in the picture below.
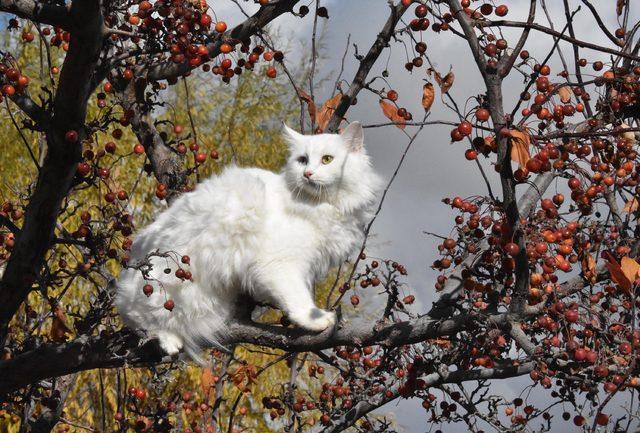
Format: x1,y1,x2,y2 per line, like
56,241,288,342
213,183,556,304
131,166,284,255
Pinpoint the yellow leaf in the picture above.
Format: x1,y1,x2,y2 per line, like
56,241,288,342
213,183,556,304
624,197,638,213
422,83,435,112
510,129,531,168
316,93,343,132
558,86,572,104
378,99,406,129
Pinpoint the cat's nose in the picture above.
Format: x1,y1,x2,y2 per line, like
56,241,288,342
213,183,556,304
303,170,313,179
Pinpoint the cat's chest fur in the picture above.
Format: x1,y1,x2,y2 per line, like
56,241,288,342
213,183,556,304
260,175,364,275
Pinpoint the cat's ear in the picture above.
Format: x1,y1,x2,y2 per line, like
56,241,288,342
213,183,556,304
282,122,304,148
340,121,364,152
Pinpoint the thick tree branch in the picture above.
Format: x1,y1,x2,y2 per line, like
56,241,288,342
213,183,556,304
0,312,522,396
116,79,187,202
0,0,104,344
446,0,486,78
8,92,50,128
0,0,73,30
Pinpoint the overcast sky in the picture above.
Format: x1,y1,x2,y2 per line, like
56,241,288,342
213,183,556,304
215,1,638,431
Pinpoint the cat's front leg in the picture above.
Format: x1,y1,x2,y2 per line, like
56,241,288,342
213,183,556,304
260,270,336,332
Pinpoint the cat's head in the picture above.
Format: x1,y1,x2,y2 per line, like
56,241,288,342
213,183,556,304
283,122,381,212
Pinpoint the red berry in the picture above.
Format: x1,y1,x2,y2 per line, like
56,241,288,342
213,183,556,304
504,242,520,256
65,130,78,143
564,309,579,323
143,284,153,297
573,348,586,361
164,299,175,311
595,413,609,426
568,177,581,190
215,21,227,33
133,143,145,154
200,13,212,27
1,84,15,96
195,152,207,163
619,342,632,355
457,121,473,136
475,108,490,121
415,4,428,18
495,5,508,16
464,149,478,160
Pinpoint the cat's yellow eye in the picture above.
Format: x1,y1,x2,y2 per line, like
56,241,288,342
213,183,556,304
322,155,334,165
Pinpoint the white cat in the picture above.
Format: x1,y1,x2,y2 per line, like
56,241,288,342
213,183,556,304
115,121,382,359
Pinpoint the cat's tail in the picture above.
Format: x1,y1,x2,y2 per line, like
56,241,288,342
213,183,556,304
179,307,234,365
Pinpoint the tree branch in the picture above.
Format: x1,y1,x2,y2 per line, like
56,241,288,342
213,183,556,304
0,0,73,30
325,1,409,132
0,312,520,396
0,0,105,344
475,19,640,63
115,79,187,202
146,0,300,82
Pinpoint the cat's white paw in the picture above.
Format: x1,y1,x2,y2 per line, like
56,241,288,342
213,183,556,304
290,308,336,332
156,330,184,355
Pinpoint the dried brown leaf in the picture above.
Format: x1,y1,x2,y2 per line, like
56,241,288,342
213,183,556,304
422,83,435,112
201,367,216,399
582,254,597,284
619,122,636,144
440,71,455,94
510,129,531,168
50,307,72,342
624,197,639,213
605,259,632,292
379,99,406,129
430,67,455,94
298,90,317,126
316,93,343,131
558,86,572,104
617,0,626,16
621,256,640,286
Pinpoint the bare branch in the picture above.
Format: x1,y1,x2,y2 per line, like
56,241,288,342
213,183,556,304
325,1,409,132
0,0,73,30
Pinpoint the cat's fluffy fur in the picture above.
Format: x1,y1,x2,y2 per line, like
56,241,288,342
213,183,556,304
115,122,382,359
